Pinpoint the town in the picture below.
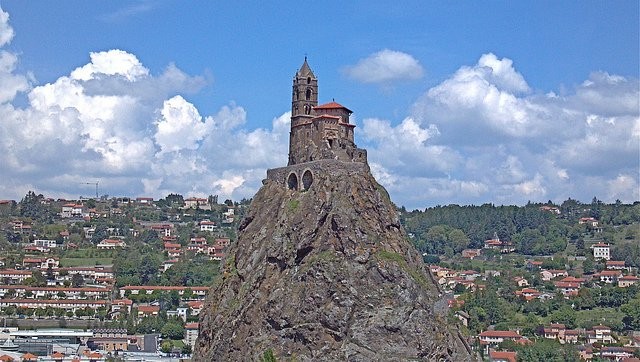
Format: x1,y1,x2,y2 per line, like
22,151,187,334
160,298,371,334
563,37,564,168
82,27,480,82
0,193,638,361
0,192,245,361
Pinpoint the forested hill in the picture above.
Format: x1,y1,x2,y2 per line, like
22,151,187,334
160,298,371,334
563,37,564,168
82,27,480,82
400,199,640,259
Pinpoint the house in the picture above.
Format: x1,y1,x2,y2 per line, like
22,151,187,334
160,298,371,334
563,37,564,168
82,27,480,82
489,349,517,362
543,324,579,344
22,257,59,270
606,260,627,270
199,220,216,232
150,224,173,237
600,346,635,360
61,203,84,218
592,242,610,260
527,260,543,270
96,238,126,250
618,275,639,288
110,299,133,316
513,276,529,287
185,322,199,349
187,301,204,315
184,197,209,209
137,305,160,317
461,249,482,259
0,269,32,284
89,328,129,352
515,288,541,301
595,270,623,284
539,205,561,214
162,259,179,272
164,242,182,258
135,197,154,204
478,330,525,345
554,281,581,297
586,325,614,344
119,285,210,298
579,217,599,227
33,239,57,250
0,298,108,313
541,269,568,281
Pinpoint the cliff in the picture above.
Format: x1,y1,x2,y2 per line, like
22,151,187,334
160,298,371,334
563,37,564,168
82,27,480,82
193,161,472,361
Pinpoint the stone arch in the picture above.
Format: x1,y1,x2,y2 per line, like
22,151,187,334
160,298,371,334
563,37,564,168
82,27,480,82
306,88,312,100
287,173,299,190
302,170,313,191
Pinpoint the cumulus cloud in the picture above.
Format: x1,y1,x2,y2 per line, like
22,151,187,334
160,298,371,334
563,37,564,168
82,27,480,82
362,53,639,208
0,5,637,209
0,7,14,47
344,49,424,84
0,8,288,202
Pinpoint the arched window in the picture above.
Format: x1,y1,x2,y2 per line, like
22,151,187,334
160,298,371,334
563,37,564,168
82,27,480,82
304,105,311,115
306,88,312,100
287,173,298,190
307,77,311,84
302,170,313,191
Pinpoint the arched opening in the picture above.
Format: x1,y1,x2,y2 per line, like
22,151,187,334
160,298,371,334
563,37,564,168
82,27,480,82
302,170,313,191
287,173,298,190
307,77,311,84
306,88,312,100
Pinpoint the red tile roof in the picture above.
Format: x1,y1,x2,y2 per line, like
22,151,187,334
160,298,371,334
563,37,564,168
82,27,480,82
313,101,351,112
489,349,517,362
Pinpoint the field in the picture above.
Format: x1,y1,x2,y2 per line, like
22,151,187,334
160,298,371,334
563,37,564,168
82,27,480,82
60,257,113,267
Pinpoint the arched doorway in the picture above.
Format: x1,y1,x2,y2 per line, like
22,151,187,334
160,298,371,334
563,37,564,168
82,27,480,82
287,173,298,190
302,170,313,191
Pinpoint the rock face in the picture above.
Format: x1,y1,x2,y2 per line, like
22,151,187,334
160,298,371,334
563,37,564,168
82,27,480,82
193,160,473,361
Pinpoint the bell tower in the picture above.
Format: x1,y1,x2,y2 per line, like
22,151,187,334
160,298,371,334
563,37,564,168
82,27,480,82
291,57,318,127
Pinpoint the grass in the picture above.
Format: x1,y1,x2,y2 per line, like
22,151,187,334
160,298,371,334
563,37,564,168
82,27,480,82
574,307,625,329
60,257,113,267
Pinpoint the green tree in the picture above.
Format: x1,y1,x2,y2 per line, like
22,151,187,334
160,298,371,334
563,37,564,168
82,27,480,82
549,305,577,329
621,298,640,330
160,321,184,340
71,273,85,288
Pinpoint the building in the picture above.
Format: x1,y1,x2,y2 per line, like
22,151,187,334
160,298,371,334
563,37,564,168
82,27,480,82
61,204,84,218
96,239,126,250
618,275,639,288
89,329,129,352
488,349,517,362
199,220,216,232
606,260,627,270
595,270,623,284
119,285,209,299
185,323,199,349
285,58,367,167
586,325,614,344
184,197,210,210
478,330,525,345
592,242,610,260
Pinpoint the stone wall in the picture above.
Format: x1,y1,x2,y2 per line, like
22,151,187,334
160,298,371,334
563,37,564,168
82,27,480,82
265,159,370,191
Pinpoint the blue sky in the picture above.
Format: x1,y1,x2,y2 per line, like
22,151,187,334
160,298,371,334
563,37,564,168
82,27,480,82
0,1,638,209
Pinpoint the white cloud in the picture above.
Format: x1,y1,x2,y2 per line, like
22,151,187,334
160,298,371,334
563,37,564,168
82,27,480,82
0,5,637,209
0,7,14,47
344,49,424,84
361,53,639,208
154,95,213,154
70,49,149,81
